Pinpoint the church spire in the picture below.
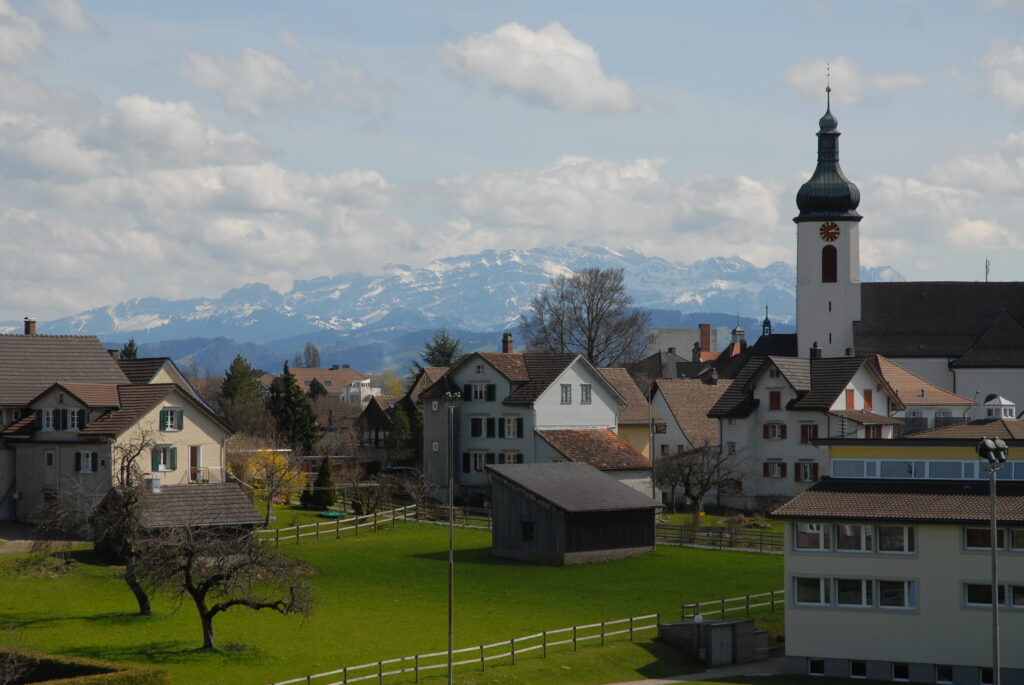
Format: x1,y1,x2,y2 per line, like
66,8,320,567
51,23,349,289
795,83,862,223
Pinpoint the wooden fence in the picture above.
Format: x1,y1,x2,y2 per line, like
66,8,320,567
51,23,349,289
680,589,785,621
655,524,783,552
268,612,661,685
256,505,417,546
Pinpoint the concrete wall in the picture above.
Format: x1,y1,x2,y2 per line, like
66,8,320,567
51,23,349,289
797,218,861,358
532,362,618,429
784,521,1024,669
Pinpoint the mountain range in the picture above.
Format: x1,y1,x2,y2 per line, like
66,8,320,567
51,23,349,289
2,245,902,374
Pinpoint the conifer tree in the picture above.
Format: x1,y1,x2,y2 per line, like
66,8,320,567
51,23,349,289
219,355,267,435
310,458,336,508
120,338,139,359
267,362,319,455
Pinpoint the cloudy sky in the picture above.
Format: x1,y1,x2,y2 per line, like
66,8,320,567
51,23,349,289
2,0,1023,321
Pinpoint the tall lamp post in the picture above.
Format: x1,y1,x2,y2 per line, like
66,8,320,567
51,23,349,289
443,391,462,685
976,436,1008,685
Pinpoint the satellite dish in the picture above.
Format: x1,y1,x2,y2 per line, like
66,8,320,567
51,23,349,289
694,614,704,623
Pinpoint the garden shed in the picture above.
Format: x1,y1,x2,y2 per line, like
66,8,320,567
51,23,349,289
487,462,660,565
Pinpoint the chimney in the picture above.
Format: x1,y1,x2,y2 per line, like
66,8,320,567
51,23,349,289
810,342,822,359
709,368,719,386
108,349,119,360
699,323,711,352
342,364,350,369
145,477,161,494
23,318,36,335
331,364,340,371
501,332,514,354
692,341,701,362
667,346,676,355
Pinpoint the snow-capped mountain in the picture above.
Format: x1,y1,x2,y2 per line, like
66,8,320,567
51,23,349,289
3,245,903,345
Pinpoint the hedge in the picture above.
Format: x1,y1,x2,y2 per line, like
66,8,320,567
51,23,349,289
0,648,169,685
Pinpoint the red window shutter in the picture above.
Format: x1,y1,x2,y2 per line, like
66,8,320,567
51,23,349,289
845,389,855,410
864,390,873,411
811,463,820,481
763,424,770,439
800,425,808,444
812,424,819,440
780,463,788,478
779,424,787,440
794,464,801,482
769,391,780,410
762,463,770,477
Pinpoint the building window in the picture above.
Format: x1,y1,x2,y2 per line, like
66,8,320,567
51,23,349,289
432,401,438,411
822,244,837,283
799,423,819,444
432,441,439,453
964,583,1006,607
863,390,873,411
893,663,910,682
768,368,782,379
808,659,825,676
845,388,855,410
45,451,54,467
503,417,520,438
877,579,916,609
763,461,786,478
965,528,1006,550
475,364,485,374
74,451,98,473
835,578,873,607
936,665,954,684
850,661,867,679
768,390,781,410
469,451,491,473
795,523,830,550
726,418,735,426
981,668,994,685
878,526,915,553
68,409,80,430
151,446,177,472
471,383,489,401
504,452,523,464
580,384,592,405
794,577,830,604
560,384,571,404
864,425,883,439
521,521,535,543
660,444,670,456
1012,585,1024,608
762,423,786,440
1012,529,1024,551
835,524,873,552
160,408,183,431
43,408,55,430
796,461,818,482
470,417,483,438
726,442,736,455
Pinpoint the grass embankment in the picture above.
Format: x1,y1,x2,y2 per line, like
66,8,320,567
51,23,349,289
0,523,782,684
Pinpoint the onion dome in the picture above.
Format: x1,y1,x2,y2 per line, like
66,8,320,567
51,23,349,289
795,101,862,223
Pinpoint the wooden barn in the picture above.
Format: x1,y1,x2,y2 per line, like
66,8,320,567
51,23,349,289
487,462,660,565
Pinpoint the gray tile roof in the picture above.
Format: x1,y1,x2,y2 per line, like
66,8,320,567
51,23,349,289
117,358,171,384
488,462,660,513
0,334,128,405
138,482,262,528
536,429,652,470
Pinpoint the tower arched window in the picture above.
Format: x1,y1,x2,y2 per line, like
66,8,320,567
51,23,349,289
821,245,837,283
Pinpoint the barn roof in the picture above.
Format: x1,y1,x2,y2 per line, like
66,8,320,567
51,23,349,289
488,462,660,513
536,429,650,470
137,483,263,528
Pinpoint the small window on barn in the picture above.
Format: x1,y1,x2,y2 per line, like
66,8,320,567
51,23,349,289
522,521,535,543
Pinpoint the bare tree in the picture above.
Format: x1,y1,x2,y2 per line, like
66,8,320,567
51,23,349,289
0,626,30,685
250,448,305,528
655,442,744,526
339,463,395,515
400,475,436,508
136,525,313,650
520,267,651,367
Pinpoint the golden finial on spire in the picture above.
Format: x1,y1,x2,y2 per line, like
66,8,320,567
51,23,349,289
826,62,832,108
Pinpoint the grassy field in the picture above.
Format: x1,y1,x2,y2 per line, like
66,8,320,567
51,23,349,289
0,522,783,685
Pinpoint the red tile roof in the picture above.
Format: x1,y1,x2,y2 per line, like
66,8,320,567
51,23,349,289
828,410,903,425
27,382,121,408
0,334,128,405
908,419,1024,441
537,429,651,470
598,367,664,426
875,355,974,407
117,357,171,384
259,366,368,390
653,378,731,447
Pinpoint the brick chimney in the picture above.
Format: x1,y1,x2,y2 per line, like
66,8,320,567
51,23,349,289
23,318,36,335
698,323,711,353
501,332,514,353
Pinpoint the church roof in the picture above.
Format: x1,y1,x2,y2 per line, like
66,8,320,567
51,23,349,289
794,105,861,222
714,333,797,379
854,282,1024,362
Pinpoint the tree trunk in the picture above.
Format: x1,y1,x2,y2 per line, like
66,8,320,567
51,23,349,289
669,486,677,514
691,496,703,528
200,611,215,650
124,560,151,616
264,496,273,528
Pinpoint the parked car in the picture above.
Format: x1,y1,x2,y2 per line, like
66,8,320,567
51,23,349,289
378,466,422,480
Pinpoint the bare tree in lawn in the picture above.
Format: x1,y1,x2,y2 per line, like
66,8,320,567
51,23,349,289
667,441,744,526
520,267,651,367
339,462,395,515
136,523,313,650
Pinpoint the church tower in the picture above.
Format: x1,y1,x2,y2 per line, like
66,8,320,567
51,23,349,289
795,92,862,358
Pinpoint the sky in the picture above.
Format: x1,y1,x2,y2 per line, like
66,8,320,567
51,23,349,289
2,0,1024,321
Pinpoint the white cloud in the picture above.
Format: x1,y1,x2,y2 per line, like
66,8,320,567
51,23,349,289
0,0,47,65
785,56,925,106
925,132,1024,192
982,39,1024,112
40,0,98,34
0,113,106,178
441,22,636,114
184,48,315,116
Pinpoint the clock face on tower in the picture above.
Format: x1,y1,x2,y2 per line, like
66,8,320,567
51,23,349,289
819,222,840,242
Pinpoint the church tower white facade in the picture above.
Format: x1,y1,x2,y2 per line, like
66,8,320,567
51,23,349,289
795,101,862,358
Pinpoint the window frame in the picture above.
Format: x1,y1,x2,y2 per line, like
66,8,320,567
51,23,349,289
560,384,572,404
835,578,873,607
794,523,831,551
964,527,1006,551
580,384,592,405
768,390,781,411
835,524,874,552
793,576,830,605
471,383,488,401
877,525,916,554
876,579,916,610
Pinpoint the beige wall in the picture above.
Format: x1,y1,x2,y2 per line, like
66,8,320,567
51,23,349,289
784,521,1024,668
619,425,651,459
127,390,227,486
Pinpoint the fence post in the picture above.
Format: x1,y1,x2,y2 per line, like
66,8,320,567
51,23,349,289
629,616,634,642
721,597,726,617
378,660,383,684
746,594,751,616
511,637,516,665
295,526,299,545
374,511,378,532
572,625,577,652
343,666,348,685
316,521,320,541
306,675,311,685
678,526,683,544
276,528,280,547
657,612,662,637
543,631,547,658
601,621,606,645
355,518,359,536
414,654,419,683
336,517,341,539
480,644,486,671
392,507,396,528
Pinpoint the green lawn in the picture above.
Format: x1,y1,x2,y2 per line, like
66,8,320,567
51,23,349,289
657,511,784,534
0,523,783,685
699,679,892,685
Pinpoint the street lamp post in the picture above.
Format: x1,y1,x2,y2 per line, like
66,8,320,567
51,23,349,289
976,436,1008,685
443,391,461,685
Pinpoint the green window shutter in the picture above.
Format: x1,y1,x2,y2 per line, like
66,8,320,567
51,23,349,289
177,410,185,430
78,409,86,427
60,409,68,430
34,411,42,429
74,452,81,472
91,452,98,473
159,409,168,431
462,453,470,474
497,419,505,438
463,385,471,401
151,448,161,472
485,453,495,465
486,418,495,438
486,384,496,401
169,447,178,470
517,418,525,439
470,418,481,438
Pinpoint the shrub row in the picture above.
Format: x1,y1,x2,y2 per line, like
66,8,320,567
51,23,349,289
0,648,169,684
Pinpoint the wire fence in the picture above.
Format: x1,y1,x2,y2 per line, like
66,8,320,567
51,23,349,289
655,525,784,552
255,505,417,546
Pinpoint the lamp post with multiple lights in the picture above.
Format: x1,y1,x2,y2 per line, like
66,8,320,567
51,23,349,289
442,391,462,685
976,436,1008,685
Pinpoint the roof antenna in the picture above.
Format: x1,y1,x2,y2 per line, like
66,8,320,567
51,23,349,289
826,62,832,110
985,257,990,283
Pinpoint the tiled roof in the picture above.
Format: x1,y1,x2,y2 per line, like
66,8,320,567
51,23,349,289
714,334,797,379
536,429,651,470
422,367,449,384
708,356,765,418
950,310,1024,368
0,334,128,405
477,353,530,381
259,366,368,390
788,357,866,410
117,358,170,384
2,412,36,438
875,355,974,406
770,356,811,393
653,378,731,447
365,395,401,413
855,282,1024,360
78,384,178,437
907,419,1024,441
598,367,664,426
488,462,659,513
504,354,579,404
138,483,263,528
417,375,462,400
771,478,1024,524
53,383,121,407
828,410,902,425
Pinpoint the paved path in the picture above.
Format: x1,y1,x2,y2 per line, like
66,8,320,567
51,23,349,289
0,521,36,554
609,656,787,684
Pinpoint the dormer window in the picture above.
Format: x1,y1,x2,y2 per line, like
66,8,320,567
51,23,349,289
769,368,782,379
160,408,184,431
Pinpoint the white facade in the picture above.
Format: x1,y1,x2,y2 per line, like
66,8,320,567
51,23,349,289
796,218,861,359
